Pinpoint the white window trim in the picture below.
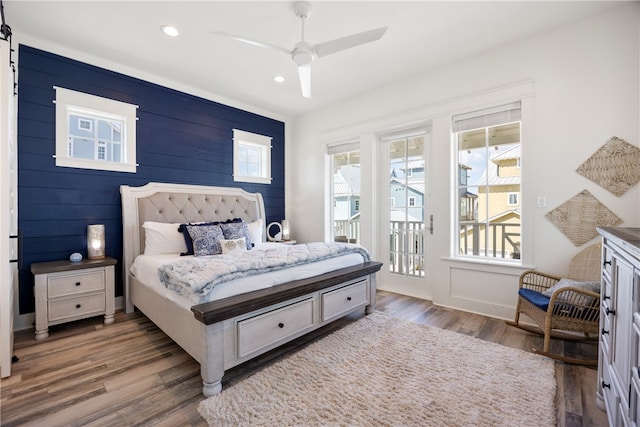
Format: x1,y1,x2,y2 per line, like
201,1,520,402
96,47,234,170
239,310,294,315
233,129,272,184
54,86,138,173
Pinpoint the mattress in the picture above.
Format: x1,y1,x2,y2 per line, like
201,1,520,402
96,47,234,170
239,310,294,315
130,242,367,309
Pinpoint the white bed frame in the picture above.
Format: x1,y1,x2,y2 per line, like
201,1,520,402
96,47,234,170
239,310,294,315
120,182,382,396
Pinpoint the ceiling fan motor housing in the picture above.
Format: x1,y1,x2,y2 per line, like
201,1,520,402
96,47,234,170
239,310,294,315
292,42,315,66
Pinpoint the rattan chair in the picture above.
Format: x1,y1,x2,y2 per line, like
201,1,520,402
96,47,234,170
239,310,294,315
506,243,601,365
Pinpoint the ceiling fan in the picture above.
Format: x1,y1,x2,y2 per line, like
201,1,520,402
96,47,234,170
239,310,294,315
212,1,387,98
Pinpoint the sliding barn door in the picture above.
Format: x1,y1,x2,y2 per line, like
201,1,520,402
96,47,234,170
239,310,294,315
0,39,17,378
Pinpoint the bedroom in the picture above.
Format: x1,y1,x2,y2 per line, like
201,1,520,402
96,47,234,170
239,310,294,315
0,1,638,426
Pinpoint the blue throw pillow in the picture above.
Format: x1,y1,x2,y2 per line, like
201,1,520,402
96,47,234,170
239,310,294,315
220,222,252,250
185,224,225,256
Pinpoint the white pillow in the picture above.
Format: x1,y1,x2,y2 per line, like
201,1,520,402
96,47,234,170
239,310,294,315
247,219,264,247
142,221,187,255
220,237,247,255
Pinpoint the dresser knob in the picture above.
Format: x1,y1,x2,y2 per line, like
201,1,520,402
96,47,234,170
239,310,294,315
603,260,612,266
347,297,352,301
603,294,610,301
75,282,81,286
601,328,609,335
278,322,284,328
602,381,611,389
606,307,616,316
75,304,81,309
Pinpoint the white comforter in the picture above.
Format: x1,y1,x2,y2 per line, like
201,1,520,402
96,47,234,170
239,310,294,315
158,242,370,303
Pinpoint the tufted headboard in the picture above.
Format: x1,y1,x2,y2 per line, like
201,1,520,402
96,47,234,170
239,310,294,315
120,182,266,312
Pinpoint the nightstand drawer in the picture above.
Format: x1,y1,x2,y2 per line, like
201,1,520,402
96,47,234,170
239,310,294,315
48,270,105,298
48,293,106,322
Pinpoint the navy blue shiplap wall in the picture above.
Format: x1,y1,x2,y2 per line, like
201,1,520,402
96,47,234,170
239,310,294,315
17,45,285,314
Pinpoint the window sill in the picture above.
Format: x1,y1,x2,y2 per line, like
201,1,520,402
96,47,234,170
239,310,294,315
55,157,137,173
441,256,534,272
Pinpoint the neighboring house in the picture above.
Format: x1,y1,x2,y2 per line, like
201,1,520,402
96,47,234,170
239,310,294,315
389,159,425,222
461,144,521,258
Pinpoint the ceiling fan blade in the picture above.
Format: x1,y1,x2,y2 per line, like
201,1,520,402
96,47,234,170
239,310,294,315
298,64,311,98
313,27,387,58
211,31,292,55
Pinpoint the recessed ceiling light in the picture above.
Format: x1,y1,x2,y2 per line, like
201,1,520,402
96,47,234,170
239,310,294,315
161,25,179,37
273,75,285,83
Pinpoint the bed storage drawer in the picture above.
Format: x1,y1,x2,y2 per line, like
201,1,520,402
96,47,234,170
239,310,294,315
237,298,314,358
321,279,368,322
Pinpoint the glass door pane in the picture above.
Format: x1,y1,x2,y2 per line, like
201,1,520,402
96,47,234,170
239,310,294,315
332,150,360,244
388,135,425,276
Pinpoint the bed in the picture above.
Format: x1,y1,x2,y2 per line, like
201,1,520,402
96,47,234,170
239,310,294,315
120,182,382,396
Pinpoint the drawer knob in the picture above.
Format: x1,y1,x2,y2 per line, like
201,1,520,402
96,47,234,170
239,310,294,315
601,328,609,335
347,297,352,301
603,294,610,301
602,381,611,389
603,260,612,267
75,282,81,286
278,322,284,329
75,304,81,309
606,307,616,316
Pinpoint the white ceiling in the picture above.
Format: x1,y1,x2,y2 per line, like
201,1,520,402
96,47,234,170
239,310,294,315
3,1,625,118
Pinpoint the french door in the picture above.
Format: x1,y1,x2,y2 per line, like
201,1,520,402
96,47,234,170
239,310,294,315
377,129,432,298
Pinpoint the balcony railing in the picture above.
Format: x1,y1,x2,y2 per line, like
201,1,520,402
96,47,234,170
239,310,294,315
459,222,521,259
334,219,520,276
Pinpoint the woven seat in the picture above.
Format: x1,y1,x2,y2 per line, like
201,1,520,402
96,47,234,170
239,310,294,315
506,243,601,365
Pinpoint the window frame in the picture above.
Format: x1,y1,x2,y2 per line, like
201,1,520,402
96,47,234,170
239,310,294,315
233,129,272,184
452,102,522,263
54,86,138,173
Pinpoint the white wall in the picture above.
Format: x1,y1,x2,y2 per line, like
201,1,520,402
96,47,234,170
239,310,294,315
288,3,640,319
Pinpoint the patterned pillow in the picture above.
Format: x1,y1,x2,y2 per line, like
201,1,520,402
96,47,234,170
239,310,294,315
185,224,225,256
220,238,247,255
178,218,242,255
220,222,252,250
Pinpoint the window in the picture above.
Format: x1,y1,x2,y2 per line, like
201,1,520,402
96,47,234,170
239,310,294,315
328,141,360,244
454,102,522,261
55,87,137,173
233,129,272,184
408,196,416,207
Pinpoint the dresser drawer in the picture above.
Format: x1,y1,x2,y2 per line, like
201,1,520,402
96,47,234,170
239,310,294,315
237,298,314,358
322,279,368,322
48,270,105,298
48,293,106,322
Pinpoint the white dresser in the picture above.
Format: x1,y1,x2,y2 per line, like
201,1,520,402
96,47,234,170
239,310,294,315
597,227,640,426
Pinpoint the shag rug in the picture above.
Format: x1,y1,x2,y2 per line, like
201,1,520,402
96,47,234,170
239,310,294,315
198,312,556,426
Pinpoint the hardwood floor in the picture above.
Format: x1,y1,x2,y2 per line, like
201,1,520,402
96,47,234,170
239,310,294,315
1,290,608,426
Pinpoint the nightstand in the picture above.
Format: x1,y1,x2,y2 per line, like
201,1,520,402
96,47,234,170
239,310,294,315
31,257,116,340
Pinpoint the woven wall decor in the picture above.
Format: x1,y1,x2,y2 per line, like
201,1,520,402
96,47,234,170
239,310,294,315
576,136,640,196
546,189,622,246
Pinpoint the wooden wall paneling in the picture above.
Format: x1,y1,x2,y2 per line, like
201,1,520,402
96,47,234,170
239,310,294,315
16,45,285,315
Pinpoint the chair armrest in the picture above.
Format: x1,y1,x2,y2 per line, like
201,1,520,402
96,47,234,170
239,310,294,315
519,270,561,292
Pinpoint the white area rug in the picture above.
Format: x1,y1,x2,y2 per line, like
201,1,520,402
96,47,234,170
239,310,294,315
198,312,556,426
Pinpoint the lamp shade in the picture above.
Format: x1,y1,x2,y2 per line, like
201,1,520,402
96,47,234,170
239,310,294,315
87,224,105,260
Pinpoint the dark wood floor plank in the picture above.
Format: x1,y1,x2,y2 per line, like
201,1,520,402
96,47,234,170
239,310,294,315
1,290,609,426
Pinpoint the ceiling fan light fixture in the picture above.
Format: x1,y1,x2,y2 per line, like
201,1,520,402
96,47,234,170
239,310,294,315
161,25,179,37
